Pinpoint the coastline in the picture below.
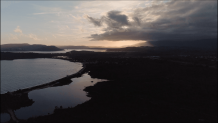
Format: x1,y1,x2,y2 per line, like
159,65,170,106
1,58,86,122
1,58,86,96
1,54,217,122
26,58,217,122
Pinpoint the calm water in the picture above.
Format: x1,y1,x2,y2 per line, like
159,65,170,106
1,59,106,122
1,74,105,122
1,59,83,94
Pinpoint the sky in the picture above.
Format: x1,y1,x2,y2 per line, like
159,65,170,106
1,0,217,48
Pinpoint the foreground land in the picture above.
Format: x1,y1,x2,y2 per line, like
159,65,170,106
1,49,217,122
1,52,66,60
26,57,217,122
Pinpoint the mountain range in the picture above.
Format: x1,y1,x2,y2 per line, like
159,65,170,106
1,43,63,51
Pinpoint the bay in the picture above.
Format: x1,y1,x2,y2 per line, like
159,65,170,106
1,58,82,94
1,58,106,122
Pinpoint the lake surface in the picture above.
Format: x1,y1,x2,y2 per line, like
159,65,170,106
1,58,83,94
1,74,105,122
1,58,106,122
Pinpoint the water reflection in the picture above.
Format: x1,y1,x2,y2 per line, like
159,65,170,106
1,59,82,94
1,73,106,122
0,113,10,122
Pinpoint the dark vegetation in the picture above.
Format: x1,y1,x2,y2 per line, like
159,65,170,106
0,66,86,122
1,43,63,51
1,52,66,60
27,51,216,122
107,46,217,56
1,93,34,114
1,46,217,122
143,39,217,50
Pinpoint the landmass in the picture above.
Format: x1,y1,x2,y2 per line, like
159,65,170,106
1,43,63,51
56,45,111,50
27,56,217,122
1,52,66,60
1,46,217,122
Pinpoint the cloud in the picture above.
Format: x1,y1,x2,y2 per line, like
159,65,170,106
29,34,40,41
87,0,217,43
11,26,41,41
87,16,103,27
9,33,41,41
87,10,129,28
107,11,129,26
14,26,22,34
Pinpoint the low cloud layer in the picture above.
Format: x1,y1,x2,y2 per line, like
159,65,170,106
10,26,41,41
87,0,217,43
14,26,23,34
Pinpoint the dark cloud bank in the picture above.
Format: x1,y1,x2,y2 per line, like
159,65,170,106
87,0,217,49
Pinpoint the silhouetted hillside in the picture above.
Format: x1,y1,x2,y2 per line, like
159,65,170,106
1,43,63,51
107,46,217,56
34,46,62,51
136,39,217,50
1,43,31,50
57,45,109,50
57,46,91,49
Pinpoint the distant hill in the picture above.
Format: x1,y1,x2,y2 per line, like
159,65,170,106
1,43,30,49
57,45,109,49
57,46,91,49
1,44,63,51
137,38,217,50
35,46,63,51
107,39,217,56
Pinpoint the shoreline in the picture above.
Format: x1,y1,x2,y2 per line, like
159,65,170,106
1,53,217,122
1,58,87,122
26,58,217,122
1,58,86,96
